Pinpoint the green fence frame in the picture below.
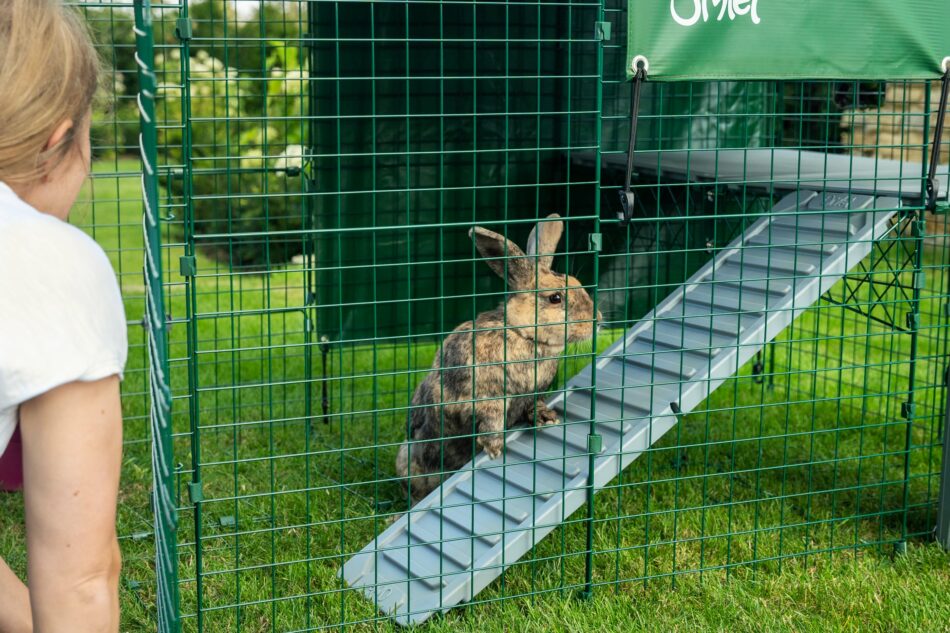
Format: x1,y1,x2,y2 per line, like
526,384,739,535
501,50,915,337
133,1,182,630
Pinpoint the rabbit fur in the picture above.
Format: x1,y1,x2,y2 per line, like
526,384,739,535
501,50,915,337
395,213,600,504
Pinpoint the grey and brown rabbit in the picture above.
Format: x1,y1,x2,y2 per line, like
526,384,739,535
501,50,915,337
395,213,601,504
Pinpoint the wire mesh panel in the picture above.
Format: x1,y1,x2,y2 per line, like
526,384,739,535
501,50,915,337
166,1,605,629
591,0,950,593
13,1,943,631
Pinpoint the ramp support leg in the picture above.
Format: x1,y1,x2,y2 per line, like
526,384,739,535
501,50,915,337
581,433,603,601
938,365,950,550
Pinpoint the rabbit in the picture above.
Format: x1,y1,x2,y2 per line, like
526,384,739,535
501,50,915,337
395,213,601,504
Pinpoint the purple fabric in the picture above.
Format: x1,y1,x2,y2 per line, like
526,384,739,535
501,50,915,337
0,424,23,492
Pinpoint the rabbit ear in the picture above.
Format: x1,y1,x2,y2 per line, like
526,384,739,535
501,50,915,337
469,226,531,289
525,213,563,270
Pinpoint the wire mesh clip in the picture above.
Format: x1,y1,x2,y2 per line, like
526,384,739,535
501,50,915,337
179,255,196,277
901,402,915,420
587,434,603,454
617,61,647,226
175,18,192,42
588,233,603,252
594,21,611,41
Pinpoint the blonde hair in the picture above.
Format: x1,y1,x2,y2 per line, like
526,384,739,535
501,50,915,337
0,0,101,186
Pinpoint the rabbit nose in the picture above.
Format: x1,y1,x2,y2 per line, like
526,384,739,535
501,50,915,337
596,310,604,324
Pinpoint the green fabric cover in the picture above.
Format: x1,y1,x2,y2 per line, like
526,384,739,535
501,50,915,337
628,1,950,81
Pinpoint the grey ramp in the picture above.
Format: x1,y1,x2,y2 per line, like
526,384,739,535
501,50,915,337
580,148,946,201
341,190,902,626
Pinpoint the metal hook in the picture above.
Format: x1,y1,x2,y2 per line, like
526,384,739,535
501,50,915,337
617,59,648,226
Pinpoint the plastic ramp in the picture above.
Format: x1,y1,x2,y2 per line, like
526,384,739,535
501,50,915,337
341,190,903,625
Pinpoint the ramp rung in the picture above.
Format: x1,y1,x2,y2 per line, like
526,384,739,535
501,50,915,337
597,420,634,439
687,285,769,314
555,396,593,425
748,227,839,255
431,507,501,546
734,247,818,275
505,443,582,479
650,320,728,355
383,547,448,589
565,384,651,418
766,223,845,244
598,358,684,389
477,463,536,497
718,279,792,299
596,381,682,417
673,301,750,337
559,421,606,455
638,336,719,361
618,347,700,380
533,424,589,457
456,486,530,524
407,525,474,568
772,214,853,237
710,262,794,295
543,415,592,452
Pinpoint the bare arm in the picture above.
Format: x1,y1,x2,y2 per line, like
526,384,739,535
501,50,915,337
20,376,123,633
0,556,31,633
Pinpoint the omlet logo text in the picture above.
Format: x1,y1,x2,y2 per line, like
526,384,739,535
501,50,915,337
670,0,761,26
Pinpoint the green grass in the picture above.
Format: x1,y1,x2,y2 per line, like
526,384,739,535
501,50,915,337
0,159,948,632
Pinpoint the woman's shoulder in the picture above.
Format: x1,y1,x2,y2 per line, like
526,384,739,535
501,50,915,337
0,189,128,411
0,191,115,284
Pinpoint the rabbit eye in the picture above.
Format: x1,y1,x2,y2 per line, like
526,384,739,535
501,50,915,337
548,292,562,304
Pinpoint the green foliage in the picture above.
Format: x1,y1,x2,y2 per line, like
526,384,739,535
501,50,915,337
152,6,308,267
81,6,141,160
81,1,309,266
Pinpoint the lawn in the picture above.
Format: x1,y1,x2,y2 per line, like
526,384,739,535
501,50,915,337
1,158,948,632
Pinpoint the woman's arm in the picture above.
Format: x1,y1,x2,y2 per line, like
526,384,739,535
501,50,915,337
20,376,123,633
0,556,32,633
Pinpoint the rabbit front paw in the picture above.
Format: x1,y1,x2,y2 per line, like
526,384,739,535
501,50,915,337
478,434,504,459
535,404,560,427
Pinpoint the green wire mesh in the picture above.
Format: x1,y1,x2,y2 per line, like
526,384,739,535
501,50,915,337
22,1,948,630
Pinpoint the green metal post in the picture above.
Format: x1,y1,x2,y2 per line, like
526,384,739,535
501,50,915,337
900,212,926,550
581,5,607,602
174,2,204,629
133,2,181,630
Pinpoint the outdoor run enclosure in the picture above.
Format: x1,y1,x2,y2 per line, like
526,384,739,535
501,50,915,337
52,0,950,630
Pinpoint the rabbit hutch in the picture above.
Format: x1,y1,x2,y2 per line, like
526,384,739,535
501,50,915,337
48,0,950,630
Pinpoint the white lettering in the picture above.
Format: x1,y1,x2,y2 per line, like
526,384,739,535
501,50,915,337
671,0,761,27
714,0,733,22
670,0,702,27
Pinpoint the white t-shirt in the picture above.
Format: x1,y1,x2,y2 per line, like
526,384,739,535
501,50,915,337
0,181,127,455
